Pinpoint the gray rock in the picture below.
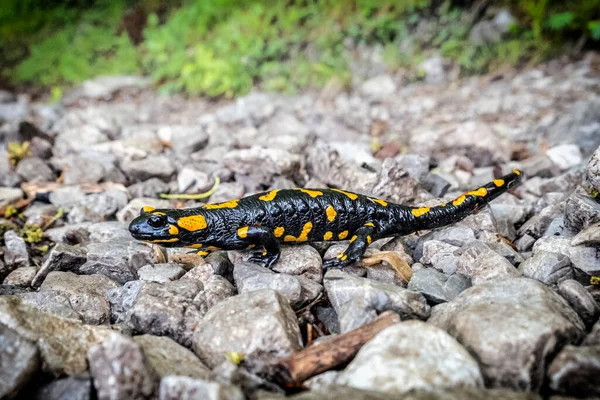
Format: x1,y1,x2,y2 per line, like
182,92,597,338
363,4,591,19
0,187,22,208
585,320,600,345
456,241,520,285
67,193,120,224
128,178,170,198
138,263,186,283
518,202,564,238
517,251,573,286
177,167,212,193
420,240,460,274
133,334,211,380
587,145,600,193
0,296,111,376
546,144,583,170
223,147,301,185
564,188,600,231
324,269,430,332
557,279,600,328
543,216,576,237
360,75,397,101
470,8,515,44
75,75,150,100
234,262,302,305
547,99,600,155
420,56,449,84
52,155,105,185
0,99,29,122
429,278,585,391
23,203,59,226
111,280,205,346
34,375,92,400
413,226,476,261
515,234,536,252
2,266,36,286
163,125,210,155
407,269,471,304
87,221,131,243
458,207,498,235
80,239,154,284
571,221,600,246
48,186,88,211
257,113,310,153
40,271,118,325
533,236,600,276
159,376,244,400
207,182,245,204
303,371,340,390
192,289,302,368
121,155,176,182
204,251,234,281
215,92,276,125
88,332,156,400
337,297,378,332
17,290,82,320
3,230,29,275
337,321,483,394
32,243,88,288
194,275,235,309
15,157,56,182
547,344,600,398
0,324,39,399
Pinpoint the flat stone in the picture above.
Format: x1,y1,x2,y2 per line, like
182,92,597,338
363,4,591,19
67,193,120,224
533,236,600,276
33,375,92,400
558,279,600,328
2,266,36,287
571,221,600,246
17,290,82,320
0,324,39,399
32,243,88,288
128,178,170,198
58,155,105,185
194,275,235,309
407,268,471,304
420,240,460,274
324,269,430,332
564,188,600,231
137,263,186,284
133,334,211,380
159,376,244,400
360,75,397,101
88,332,156,400
337,321,483,394
39,271,118,325
0,296,110,376
223,147,301,186
15,157,56,182
48,186,88,211
0,187,22,209
108,280,205,347
547,344,600,398
44,223,91,244
429,278,585,391
546,144,583,170
192,289,302,368
456,241,520,285
87,221,130,243
121,155,176,182
517,251,573,286
413,226,476,261
3,230,29,274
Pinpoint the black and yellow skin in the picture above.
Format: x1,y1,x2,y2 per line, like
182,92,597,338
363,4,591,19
129,169,522,269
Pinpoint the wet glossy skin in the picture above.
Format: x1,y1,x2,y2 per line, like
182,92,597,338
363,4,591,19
129,169,522,269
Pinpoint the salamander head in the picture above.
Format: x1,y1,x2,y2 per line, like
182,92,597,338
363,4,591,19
129,207,185,247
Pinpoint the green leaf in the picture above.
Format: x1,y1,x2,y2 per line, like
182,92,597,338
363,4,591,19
548,12,574,31
589,21,600,40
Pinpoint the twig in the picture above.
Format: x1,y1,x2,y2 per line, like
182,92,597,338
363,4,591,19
159,176,220,200
268,311,401,387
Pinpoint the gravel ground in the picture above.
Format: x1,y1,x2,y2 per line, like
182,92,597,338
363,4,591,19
0,52,600,399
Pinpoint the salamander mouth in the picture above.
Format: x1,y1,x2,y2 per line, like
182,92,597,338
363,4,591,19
129,232,172,241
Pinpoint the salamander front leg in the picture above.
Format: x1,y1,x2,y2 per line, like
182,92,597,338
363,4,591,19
237,226,281,268
323,224,376,270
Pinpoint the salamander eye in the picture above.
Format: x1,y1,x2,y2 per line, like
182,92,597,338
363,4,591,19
147,214,166,228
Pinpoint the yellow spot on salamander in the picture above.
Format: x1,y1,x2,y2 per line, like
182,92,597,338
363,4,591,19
326,205,337,222
350,235,357,243
367,235,372,244
467,187,488,197
513,169,521,175
237,226,249,238
323,231,333,241
452,195,466,206
338,230,349,240
284,222,313,242
332,189,358,200
142,206,155,213
493,179,505,187
274,226,285,238
248,244,256,249
298,189,323,198
197,250,210,257
259,190,279,201
168,225,179,235
185,243,203,249
147,238,179,243
178,215,208,231
371,198,388,207
204,200,239,209
336,253,344,259
412,207,431,217
341,255,348,261
206,246,220,251
262,250,267,256
364,222,375,227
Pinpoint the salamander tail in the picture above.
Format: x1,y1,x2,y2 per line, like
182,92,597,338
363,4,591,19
410,169,522,231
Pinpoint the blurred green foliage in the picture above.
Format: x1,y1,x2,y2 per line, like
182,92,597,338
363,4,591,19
1,0,599,97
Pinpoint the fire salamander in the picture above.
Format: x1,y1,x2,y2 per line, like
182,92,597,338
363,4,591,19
129,169,522,269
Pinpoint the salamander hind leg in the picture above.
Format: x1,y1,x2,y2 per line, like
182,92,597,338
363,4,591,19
237,225,281,268
323,224,376,270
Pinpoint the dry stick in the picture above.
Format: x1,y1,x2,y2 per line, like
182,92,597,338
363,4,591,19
270,311,401,387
